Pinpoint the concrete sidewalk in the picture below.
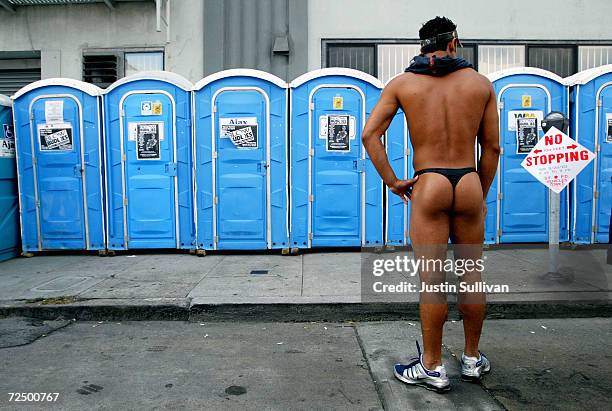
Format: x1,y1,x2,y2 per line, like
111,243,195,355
0,248,610,321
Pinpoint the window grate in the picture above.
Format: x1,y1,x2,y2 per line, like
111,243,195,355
82,54,118,88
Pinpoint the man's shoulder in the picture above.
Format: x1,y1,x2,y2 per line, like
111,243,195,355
461,69,493,86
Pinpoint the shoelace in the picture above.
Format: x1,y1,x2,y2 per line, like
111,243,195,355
403,341,424,376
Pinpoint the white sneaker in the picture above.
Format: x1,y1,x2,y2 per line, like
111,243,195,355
393,341,451,393
460,352,491,382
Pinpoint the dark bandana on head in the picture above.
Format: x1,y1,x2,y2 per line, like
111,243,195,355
405,54,473,77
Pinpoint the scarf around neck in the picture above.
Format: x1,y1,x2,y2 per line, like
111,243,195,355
405,54,473,77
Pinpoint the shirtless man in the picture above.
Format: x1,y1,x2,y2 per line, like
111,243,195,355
362,16,500,393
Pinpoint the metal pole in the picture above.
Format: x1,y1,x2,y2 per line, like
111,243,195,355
548,189,559,274
541,113,569,279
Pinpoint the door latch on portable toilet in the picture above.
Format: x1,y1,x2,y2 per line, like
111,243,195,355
165,162,177,176
353,159,366,173
257,160,268,175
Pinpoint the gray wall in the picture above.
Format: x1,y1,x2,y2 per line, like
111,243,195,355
0,1,204,82
308,0,612,70
203,0,308,81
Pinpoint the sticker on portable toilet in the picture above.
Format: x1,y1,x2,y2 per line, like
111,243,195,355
349,116,356,139
152,102,163,115
141,101,153,116
333,96,343,110
136,123,162,160
319,116,328,138
327,115,350,152
38,123,73,151
0,136,15,158
521,127,595,193
128,121,164,141
507,110,543,131
3,124,14,139
44,100,64,124
220,117,258,148
127,122,138,141
521,95,532,108
606,113,612,143
516,117,538,154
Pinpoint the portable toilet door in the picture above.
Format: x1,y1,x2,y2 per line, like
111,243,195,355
12,79,105,252
192,69,289,251
0,95,20,260
290,68,384,249
103,71,194,251
385,98,413,246
485,68,570,243
568,65,612,243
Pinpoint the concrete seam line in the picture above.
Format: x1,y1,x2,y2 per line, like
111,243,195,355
352,324,386,411
440,342,509,410
300,255,304,297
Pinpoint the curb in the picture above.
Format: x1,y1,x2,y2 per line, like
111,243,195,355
1,300,610,322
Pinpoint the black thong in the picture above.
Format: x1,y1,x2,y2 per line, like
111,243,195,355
413,167,477,189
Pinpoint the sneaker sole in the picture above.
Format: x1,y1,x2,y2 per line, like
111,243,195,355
394,369,451,393
461,366,491,383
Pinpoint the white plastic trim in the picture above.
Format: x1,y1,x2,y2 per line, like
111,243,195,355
0,94,12,107
486,67,566,85
193,69,287,90
290,68,384,89
565,64,612,86
12,78,102,99
103,71,193,93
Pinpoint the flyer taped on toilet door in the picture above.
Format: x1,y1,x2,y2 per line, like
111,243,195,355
220,117,258,149
38,123,73,151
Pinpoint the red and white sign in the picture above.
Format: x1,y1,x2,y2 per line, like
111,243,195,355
521,126,595,193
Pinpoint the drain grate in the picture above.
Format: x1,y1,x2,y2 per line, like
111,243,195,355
147,345,168,352
250,269,269,275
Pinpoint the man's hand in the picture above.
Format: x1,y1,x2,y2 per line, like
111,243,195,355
482,200,487,217
390,176,419,204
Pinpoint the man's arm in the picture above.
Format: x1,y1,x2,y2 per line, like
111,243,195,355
477,81,501,197
362,77,418,202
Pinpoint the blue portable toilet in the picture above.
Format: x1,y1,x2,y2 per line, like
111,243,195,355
192,69,289,251
484,68,570,243
103,71,194,251
290,68,384,249
567,64,612,243
384,76,413,246
0,95,20,260
12,79,105,252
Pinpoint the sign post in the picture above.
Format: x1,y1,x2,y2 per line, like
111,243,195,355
521,112,593,279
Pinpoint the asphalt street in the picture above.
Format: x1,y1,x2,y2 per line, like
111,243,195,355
0,317,609,411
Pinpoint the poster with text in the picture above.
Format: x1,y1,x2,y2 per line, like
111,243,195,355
38,123,73,151
220,117,258,148
136,123,162,160
516,117,539,154
327,115,350,152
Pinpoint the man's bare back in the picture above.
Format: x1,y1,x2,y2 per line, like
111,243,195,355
392,69,491,170
362,66,499,204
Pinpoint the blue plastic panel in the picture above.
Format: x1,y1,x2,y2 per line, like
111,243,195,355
385,109,413,246
595,85,612,242
0,102,20,260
